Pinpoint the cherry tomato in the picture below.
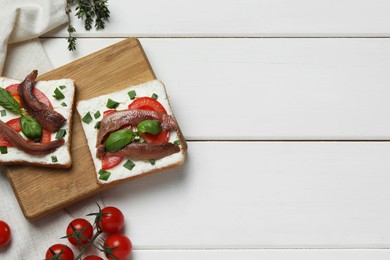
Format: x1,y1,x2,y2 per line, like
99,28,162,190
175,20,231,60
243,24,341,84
66,218,93,246
0,220,11,249
104,234,132,260
83,256,103,260
128,97,169,143
102,155,124,170
45,244,74,260
6,84,53,109
128,97,167,114
98,206,125,234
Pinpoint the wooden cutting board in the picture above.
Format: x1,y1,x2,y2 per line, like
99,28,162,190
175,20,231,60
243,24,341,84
6,38,156,220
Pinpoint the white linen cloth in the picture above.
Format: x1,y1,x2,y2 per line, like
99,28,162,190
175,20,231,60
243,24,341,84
0,1,105,258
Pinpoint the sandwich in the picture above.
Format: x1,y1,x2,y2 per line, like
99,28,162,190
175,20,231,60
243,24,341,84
0,70,75,168
77,80,187,184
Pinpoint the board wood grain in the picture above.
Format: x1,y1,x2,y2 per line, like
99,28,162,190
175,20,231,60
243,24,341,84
6,38,156,220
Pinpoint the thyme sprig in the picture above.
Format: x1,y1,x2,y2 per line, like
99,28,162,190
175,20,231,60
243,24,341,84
65,0,111,51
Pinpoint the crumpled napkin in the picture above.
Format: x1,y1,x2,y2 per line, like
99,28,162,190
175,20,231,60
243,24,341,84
0,0,105,258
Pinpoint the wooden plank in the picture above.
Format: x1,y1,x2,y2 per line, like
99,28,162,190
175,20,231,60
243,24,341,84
102,142,390,248
6,38,157,220
44,0,390,37
43,38,390,140
130,249,390,260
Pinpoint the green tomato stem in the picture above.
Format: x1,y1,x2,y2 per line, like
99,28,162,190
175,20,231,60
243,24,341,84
75,229,103,260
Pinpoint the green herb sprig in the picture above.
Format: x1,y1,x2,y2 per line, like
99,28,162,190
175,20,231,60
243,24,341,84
66,0,111,51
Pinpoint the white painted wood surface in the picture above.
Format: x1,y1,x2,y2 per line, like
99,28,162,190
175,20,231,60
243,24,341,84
45,0,390,37
43,38,390,140
101,142,390,248
39,0,390,258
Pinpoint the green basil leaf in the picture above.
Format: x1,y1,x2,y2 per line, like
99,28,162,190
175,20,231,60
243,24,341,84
0,88,21,115
98,169,111,181
21,115,42,142
51,155,58,163
137,120,162,135
123,160,135,170
104,129,136,152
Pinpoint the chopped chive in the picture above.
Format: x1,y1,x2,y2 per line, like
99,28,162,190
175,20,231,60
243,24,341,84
82,112,92,124
94,111,101,119
61,102,67,107
151,93,158,100
106,98,120,109
0,110,6,117
98,169,111,181
53,88,65,100
173,140,180,146
0,146,7,154
94,121,101,129
55,129,67,139
149,159,156,165
59,85,66,90
128,90,137,100
123,160,135,170
51,155,58,163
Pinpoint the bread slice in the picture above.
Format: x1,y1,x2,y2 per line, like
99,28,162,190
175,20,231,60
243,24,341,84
77,80,187,185
0,77,75,168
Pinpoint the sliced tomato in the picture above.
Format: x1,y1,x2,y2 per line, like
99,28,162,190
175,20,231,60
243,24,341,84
102,155,124,170
41,129,51,144
141,131,169,144
103,110,116,117
0,118,22,147
128,97,167,114
5,84,53,109
128,97,170,143
5,84,19,95
6,118,21,132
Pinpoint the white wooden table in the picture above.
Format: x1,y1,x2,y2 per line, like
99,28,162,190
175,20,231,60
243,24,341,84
42,1,390,259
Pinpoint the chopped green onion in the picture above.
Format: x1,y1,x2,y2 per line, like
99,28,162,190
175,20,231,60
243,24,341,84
0,146,7,154
61,102,67,107
128,90,136,100
173,140,180,146
59,85,66,90
106,98,120,109
51,155,58,163
82,112,92,124
94,111,101,119
0,110,6,117
151,93,158,100
55,129,67,139
53,88,65,100
98,169,111,181
149,159,156,165
94,121,101,129
123,160,135,170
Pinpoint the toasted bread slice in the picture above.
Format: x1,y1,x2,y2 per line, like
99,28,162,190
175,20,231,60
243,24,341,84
0,77,75,168
77,80,187,185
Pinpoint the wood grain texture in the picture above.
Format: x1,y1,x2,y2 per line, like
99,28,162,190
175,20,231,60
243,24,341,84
44,0,390,37
6,38,157,220
43,38,390,140
103,142,390,248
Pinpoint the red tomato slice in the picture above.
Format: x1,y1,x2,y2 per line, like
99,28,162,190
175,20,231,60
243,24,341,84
103,110,116,117
128,97,169,143
5,84,53,109
102,155,124,170
6,118,21,132
5,84,19,95
128,97,167,114
41,129,51,144
0,118,22,147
